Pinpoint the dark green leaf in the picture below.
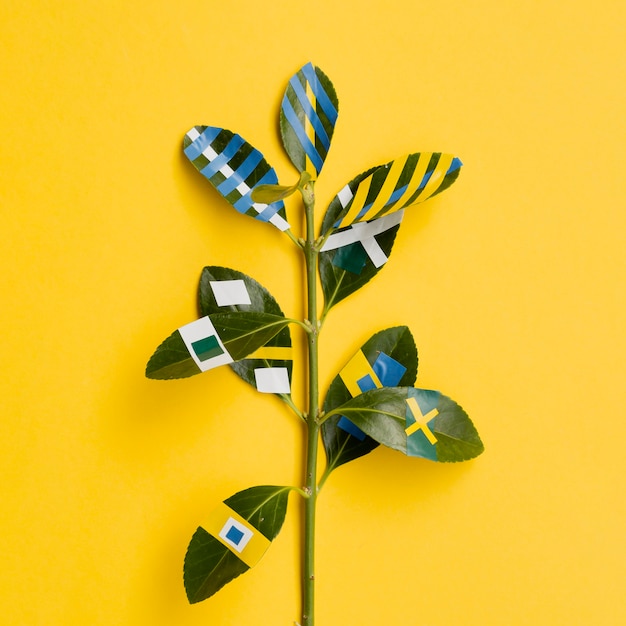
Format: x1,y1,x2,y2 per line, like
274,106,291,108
198,266,293,393
279,63,338,178
145,312,290,380
322,327,418,474
319,210,402,312
328,387,484,462
184,486,291,604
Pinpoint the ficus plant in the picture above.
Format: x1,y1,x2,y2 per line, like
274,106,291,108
145,62,484,625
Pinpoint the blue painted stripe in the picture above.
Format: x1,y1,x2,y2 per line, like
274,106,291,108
447,156,462,173
337,416,366,441
301,63,338,125
199,134,245,180
289,76,331,150
232,168,279,215
373,352,406,387
384,183,409,209
217,148,264,196
184,126,222,161
282,97,324,173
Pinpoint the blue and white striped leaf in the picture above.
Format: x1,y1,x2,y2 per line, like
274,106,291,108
183,126,290,231
321,152,462,233
280,63,339,178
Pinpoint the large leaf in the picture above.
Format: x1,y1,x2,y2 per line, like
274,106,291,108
145,312,290,380
325,387,484,462
184,485,290,604
183,126,290,231
280,63,338,178
321,152,462,233
198,266,293,394
321,327,418,474
319,209,403,313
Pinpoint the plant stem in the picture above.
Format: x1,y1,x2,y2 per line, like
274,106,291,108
302,180,319,626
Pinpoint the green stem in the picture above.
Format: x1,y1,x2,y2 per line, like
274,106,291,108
302,179,319,626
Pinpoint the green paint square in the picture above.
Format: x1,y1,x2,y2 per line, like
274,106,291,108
332,242,367,274
191,335,224,361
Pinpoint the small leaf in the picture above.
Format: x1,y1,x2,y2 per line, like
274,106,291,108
183,126,290,231
328,387,484,462
198,267,295,395
319,210,403,312
321,152,462,232
250,183,298,204
184,486,291,603
321,327,418,474
280,63,339,178
145,312,290,380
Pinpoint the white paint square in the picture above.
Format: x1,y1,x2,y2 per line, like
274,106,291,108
254,367,291,393
210,279,251,306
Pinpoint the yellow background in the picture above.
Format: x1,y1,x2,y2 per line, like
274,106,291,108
1,1,625,624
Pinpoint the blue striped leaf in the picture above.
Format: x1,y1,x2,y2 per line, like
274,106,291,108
280,63,339,178
183,126,290,231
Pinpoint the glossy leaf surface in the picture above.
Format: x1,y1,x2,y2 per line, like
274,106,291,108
184,486,290,604
321,327,418,473
280,63,338,178
328,387,484,462
319,209,403,312
145,312,290,380
321,152,462,231
183,126,290,231
198,266,292,394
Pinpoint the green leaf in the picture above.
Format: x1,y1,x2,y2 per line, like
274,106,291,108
145,312,290,380
319,210,403,312
279,62,338,178
322,327,418,474
182,126,290,231
198,266,293,393
321,152,462,232
250,183,298,204
326,387,484,462
184,486,291,604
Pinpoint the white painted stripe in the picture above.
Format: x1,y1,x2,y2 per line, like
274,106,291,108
210,280,251,306
187,128,201,141
337,184,354,208
178,316,234,372
254,367,291,393
201,144,219,160
361,237,389,268
320,209,404,251
268,212,291,231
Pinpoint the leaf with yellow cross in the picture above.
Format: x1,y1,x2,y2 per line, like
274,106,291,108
322,386,484,462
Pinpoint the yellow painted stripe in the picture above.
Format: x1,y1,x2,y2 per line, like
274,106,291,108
305,82,316,176
385,152,433,212
411,153,455,204
246,346,293,360
339,174,375,227
405,397,438,445
201,502,271,568
339,350,382,397
362,155,409,221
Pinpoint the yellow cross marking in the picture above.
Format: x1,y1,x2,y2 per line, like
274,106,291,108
405,397,438,445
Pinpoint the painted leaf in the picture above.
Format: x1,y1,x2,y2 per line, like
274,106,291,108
183,126,290,231
319,208,403,313
184,485,290,604
280,62,338,178
198,266,293,395
322,327,418,474
145,312,290,380
321,152,462,233
327,386,484,462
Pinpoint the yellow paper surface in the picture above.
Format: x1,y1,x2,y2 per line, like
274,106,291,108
1,1,625,625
